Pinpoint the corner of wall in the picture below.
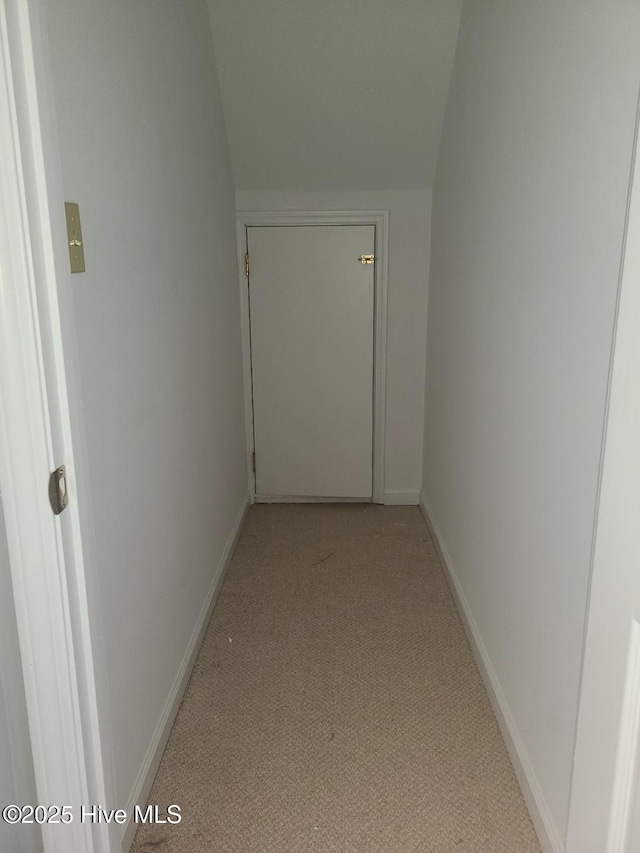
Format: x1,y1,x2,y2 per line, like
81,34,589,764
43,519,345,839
120,494,249,853
417,493,563,853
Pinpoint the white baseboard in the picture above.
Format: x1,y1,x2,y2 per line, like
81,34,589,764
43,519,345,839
120,495,250,852
254,494,367,504
418,494,563,853
383,490,420,505
251,492,419,506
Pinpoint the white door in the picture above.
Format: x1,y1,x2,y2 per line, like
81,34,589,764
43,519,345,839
247,225,375,499
0,3,111,850
565,106,640,852
0,502,43,853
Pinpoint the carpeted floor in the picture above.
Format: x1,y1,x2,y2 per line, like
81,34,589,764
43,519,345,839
130,505,541,853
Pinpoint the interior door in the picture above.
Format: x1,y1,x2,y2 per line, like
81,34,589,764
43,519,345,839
247,225,375,499
0,501,42,853
565,103,640,852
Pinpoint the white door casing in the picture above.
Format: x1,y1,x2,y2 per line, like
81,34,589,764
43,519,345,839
236,210,389,504
248,225,374,500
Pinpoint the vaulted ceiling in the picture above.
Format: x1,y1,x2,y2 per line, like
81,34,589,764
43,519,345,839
207,0,462,191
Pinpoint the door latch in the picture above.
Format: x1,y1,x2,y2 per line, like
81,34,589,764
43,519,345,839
48,465,69,515
358,255,375,264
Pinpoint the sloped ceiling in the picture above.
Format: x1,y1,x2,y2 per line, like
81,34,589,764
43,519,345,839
207,0,462,191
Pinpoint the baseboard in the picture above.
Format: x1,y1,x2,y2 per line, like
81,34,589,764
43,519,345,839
254,494,369,504
418,494,564,853
383,490,420,506
120,495,250,852
253,493,420,505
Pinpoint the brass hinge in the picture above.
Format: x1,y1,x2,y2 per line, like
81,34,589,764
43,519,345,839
252,451,256,473
358,254,376,265
245,252,250,277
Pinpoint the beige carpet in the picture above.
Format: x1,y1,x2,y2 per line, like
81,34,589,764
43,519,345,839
131,505,541,853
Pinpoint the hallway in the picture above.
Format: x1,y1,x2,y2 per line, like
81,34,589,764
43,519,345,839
131,506,540,852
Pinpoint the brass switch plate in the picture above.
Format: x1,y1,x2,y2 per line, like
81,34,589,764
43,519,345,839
64,202,85,273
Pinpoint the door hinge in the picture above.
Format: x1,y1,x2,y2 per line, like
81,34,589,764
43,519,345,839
252,451,256,473
245,252,250,277
358,254,376,264
48,465,69,515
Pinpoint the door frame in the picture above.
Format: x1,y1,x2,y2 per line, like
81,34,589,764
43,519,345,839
0,1,111,851
235,210,389,504
565,90,640,852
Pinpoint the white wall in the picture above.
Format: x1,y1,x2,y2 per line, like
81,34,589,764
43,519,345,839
422,0,640,846
237,190,431,502
0,501,42,853
209,0,462,190
43,0,248,816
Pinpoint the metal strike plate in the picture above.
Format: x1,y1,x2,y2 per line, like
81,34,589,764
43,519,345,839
64,202,86,273
358,254,375,264
48,465,69,515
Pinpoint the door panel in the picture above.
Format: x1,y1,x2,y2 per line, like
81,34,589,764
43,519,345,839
0,501,42,853
565,100,640,852
248,225,374,499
